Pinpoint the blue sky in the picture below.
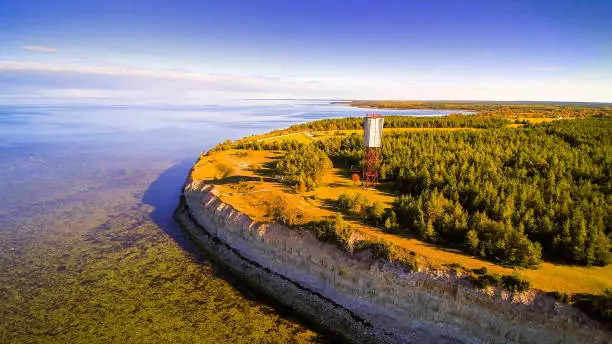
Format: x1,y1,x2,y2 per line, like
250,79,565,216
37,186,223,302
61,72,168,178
1,0,611,104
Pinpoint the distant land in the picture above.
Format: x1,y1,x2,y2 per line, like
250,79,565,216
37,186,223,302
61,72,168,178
244,99,612,107
334,100,612,118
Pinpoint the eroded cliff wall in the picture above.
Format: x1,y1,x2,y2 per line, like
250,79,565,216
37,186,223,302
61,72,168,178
182,180,611,344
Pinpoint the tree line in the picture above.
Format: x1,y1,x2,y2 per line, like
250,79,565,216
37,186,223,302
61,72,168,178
284,115,508,132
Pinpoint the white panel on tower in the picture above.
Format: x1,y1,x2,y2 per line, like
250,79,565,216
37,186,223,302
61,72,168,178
364,116,384,148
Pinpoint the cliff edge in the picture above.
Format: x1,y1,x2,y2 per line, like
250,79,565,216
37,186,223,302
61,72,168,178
178,179,611,344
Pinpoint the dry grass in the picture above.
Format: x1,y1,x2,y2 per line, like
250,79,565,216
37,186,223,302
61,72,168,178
515,117,558,123
190,148,612,295
259,132,314,144
505,117,560,128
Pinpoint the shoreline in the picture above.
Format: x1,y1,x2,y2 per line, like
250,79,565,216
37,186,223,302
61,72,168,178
176,179,611,344
174,198,402,344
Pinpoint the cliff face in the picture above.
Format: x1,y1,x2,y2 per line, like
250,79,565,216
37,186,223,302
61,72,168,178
182,180,611,344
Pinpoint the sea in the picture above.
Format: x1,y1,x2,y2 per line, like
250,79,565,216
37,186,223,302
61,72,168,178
0,101,461,343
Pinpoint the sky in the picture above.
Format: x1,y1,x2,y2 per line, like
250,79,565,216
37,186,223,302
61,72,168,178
1,0,611,104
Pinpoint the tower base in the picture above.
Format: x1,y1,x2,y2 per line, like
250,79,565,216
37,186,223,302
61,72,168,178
362,147,380,188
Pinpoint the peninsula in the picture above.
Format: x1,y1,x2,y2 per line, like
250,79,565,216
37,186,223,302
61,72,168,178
176,110,611,343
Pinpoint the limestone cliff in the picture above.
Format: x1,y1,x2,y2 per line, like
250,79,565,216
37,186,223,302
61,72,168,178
180,180,611,344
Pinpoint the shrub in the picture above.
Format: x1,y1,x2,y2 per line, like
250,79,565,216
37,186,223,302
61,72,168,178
574,289,612,324
472,266,488,275
594,289,612,321
501,271,531,292
547,291,571,303
382,209,399,232
306,214,355,251
269,196,302,226
365,202,385,225
337,193,351,211
471,273,501,289
465,230,479,254
396,253,418,272
250,163,262,172
215,161,236,178
349,194,369,215
209,139,233,152
296,182,307,193
336,193,369,216
235,150,249,158
355,240,395,261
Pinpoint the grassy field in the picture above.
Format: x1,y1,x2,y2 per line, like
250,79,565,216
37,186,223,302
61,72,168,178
191,148,612,295
242,127,482,144
258,132,315,144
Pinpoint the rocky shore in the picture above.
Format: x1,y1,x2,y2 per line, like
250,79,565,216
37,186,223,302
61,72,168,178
177,179,611,344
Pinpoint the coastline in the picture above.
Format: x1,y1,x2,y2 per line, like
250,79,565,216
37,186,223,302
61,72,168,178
174,198,399,344
177,179,611,344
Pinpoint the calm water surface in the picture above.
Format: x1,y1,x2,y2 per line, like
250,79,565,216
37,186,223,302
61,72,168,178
0,101,459,343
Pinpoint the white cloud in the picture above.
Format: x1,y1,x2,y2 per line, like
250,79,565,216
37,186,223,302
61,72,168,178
0,60,351,103
21,45,59,53
0,61,289,86
0,60,610,103
0,60,333,94
40,89,135,98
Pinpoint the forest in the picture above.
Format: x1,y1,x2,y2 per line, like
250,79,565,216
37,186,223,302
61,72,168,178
314,118,611,268
237,114,612,323
242,115,611,268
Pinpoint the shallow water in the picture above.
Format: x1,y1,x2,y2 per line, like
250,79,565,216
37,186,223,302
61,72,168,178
0,101,460,343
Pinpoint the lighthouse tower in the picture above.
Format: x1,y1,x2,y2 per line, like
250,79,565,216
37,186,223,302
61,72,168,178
362,114,384,187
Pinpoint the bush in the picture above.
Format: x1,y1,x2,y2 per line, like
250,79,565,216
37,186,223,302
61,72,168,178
574,289,612,324
547,291,571,303
355,240,395,261
501,271,531,292
337,193,351,211
306,214,355,251
209,139,233,152
594,289,612,321
471,273,501,289
396,253,418,272
365,202,385,225
336,192,371,217
269,196,302,226
235,150,249,158
382,209,399,232
472,266,488,275
215,161,236,179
